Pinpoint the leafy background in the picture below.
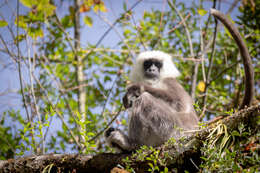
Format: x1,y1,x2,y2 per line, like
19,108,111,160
0,0,259,170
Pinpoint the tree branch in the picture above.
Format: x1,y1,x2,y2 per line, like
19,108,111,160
1,105,258,172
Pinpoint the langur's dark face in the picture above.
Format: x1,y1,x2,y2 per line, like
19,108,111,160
143,58,162,79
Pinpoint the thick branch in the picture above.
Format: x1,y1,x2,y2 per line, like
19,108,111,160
1,105,258,173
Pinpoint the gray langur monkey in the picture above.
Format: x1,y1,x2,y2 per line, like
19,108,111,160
105,51,198,153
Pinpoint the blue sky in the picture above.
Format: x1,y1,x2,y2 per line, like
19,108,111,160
0,0,241,115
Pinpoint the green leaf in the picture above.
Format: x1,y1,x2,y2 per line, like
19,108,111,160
198,8,207,16
15,16,28,29
20,0,37,8
38,3,56,17
123,2,127,11
0,20,8,27
99,2,107,13
84,16,93,27
224,27,232,38
28,27,44,39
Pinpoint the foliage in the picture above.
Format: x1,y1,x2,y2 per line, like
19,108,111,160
200,122,260,172
0,0,259,171
122,144,173,173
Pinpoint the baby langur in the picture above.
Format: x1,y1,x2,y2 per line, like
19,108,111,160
105,51,198,153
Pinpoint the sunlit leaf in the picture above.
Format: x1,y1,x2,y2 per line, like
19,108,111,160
123,2,127,11
80,4,91,13
99,2,107,12
197,81,206,92
0,20,8,27
85,0,94,7
15,16,28,29
84,16,93,27
28,27,44,39
38,3,56,17
15,34,26,43
20,0,37,8
61,15,73,28
93,5,99,13
198,8,207,16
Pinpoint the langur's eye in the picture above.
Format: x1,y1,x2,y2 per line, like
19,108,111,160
154,61,162,69
143,61,152,69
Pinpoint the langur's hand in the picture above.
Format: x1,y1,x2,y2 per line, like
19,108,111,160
123,84,143,109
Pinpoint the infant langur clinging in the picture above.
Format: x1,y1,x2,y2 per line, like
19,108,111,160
105,51,198,153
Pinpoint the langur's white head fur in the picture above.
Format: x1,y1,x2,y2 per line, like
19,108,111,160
130,51,180,83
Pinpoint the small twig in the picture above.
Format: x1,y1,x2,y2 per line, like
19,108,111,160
131,12,147,50
226,0,240,14
87,105,123,143
153,0,167,48
99,71,122,124
97,13,134,58
200,11,219,120
0,35,17,63
82,0,143,63
63,83,89,93
168,13,191,34
53,14,76,54
199,16,206,83
167,0,194,58
210,61,240,83
27,36,45,154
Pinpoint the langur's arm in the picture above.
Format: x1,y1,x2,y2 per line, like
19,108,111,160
123,83,174,108
142,84,175,103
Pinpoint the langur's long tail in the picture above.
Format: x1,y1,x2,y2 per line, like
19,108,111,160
210,9,254,109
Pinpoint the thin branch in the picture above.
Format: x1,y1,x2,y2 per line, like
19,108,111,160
97,13,134,58
82,0,143,63
87,105,123,143
131,12,147,50
94,0,143,48
210,60,240,83
167,0,194,57
226,0,240,14
0,35,17,63
199,16,206,83
16,0,37,151
53,14,76,54
200,12,219,120
27,36,45,154
168,13,191,34
153,0,167,48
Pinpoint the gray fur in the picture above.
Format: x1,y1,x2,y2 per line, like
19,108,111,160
105,51,198,152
